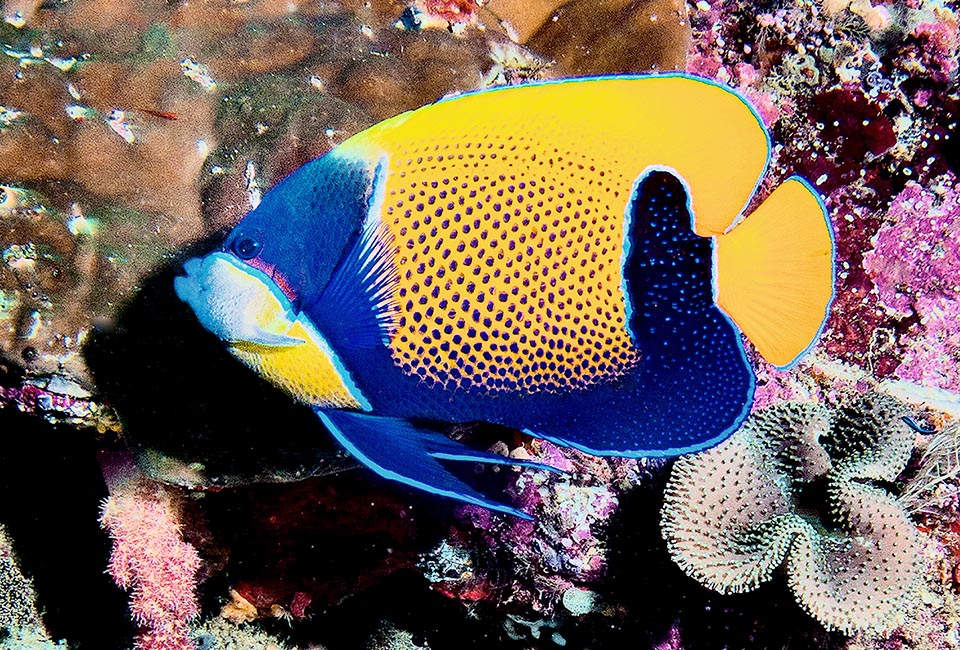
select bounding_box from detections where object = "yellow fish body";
[175,75,834,517]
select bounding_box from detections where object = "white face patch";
[176,252,370,410]
[174,252,304,346]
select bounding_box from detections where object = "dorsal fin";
[337,75,770,237]
[715,177,835,368]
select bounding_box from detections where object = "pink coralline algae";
[864,178,960,317]
[863,176,960,391]
[685,45,781,129]
[498,443,624,581]
[818,186,893,371]
[423,0,479,25]
[910,18,960,84]
[750,363,808,411]
[0,375,119,431]
[442,441,641,615]
[100,475,201,650]
[896,301,960,391]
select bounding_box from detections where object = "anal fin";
[315,409,553,518]
[715,177,834,368]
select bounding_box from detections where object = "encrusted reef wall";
[1,1,959,649]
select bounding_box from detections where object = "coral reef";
[661,393,922,635]
[190,617,294,650]
[0,0,512,384]
[0,0,959,647]
[365,622,430,650]
[901,419,960,518]
[0,372,118,431]
[442,440,645,617]
[863,177,960,393]
[685,0,959,380]
[523,0,690,76]
[0,523,53,645]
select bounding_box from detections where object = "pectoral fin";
[315,409,557,518]
[235,326,305,347]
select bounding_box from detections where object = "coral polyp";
[661,393,921,635]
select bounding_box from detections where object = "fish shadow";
[0,408,133,649]
[83,238,355,489]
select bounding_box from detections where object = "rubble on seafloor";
[0,0,959,648]
[0,523,60,649]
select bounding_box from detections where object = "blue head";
[175,153,376,346]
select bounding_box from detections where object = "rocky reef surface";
[0,0,959,649]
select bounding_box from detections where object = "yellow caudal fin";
[715,177,834,368]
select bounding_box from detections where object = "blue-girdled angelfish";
[175,74,835,518]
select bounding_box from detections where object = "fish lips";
[174,252,305,347]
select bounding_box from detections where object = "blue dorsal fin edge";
[315,408,546,519]
[304,159,399,350]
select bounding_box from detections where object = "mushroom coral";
[660,393,920,635]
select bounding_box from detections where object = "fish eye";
[231,236,262,260]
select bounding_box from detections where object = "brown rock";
[74,60,179,115]
[484,0,568,43]
[0,63,75,140]
[207,23,318,80]
[2,0,43,26]
[50,0,162,56]
[0,197,96,380]
[233,0,356,21]
[334,29,490,120]
[525,0,690,76]
[167,2,247,36]
[0,128,69,182]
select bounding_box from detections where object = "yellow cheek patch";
[231,318,367,410]
[247,283,296,335]
[197,255,368,409]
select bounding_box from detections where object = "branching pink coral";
[100,476,201,650]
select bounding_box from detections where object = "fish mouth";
[174,252,305,347]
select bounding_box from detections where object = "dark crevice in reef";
[0,408,133,649]
[600,472,836,650]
